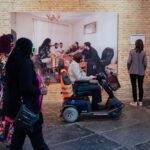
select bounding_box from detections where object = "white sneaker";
[130,102,137,106]
[139,102,143,106]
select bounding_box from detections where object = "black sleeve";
[88,50,100,62]
[19,60,40,96]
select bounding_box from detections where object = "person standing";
[5,38,49,150]
[83,42,102,75]
[127,39,147,106]
[38,38,51,76]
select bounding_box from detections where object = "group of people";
[38,38,106,81]
[0,34,148,150]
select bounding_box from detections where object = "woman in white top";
[68,53,102,110]
[127,39,147,106]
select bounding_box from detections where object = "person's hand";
[89,75,96,79]
[89,79,99,84]
[40,85,48,95]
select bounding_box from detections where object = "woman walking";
[127,39,147,106]
[5,38,49,150]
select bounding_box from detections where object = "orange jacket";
[60,69,73,99]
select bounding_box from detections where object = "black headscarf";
[10,37,33,58]
[5,38,33,86]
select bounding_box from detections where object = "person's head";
[60,42,63,48]
[74,41,79,49]
[135,39,144,53]
[54,43,59,49]
[73,52,82,63]
[84,42,91,50]
[14,38,33,58]
[0,34,14,55]
[40,38,51,49]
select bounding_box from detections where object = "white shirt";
[68,60,91,83]
[50,48,62,57]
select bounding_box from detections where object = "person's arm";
[19,60,40,96]
[127,51,132,70]
[143,51,147,70]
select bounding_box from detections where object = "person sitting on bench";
[68,53,102,110]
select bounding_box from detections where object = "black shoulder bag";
[14,104,40,133]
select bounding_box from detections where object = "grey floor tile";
[77,107,150,134]
[103,122,150,149]
[115,147,130,150]
[135,141,150,150]
[50,134,121,150]
[45,124,93,145]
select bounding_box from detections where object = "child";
[34,60,48,110]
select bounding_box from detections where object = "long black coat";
[4,50,40,119]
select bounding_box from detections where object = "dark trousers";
[130,74,144,102]
[74,82,102,107]
[10,122,49,150]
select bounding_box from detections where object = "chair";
[101,47,114,66]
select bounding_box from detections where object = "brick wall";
[0,0,150,101]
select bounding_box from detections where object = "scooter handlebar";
[96,72,107,81]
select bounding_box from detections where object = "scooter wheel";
[63,107,79,123]
[109,110,122,118]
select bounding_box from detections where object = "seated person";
[68,53,102,110]
[65,42,79,54]
[69,46,84,56]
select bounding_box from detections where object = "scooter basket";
[106,74,120,91]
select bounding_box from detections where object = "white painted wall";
[33,19,72,53]
[11,13,34,42]
[11,13,72,54]
[11,12,118,62]
[72,13,118,63]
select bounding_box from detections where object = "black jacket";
[5,50,40,119]
[82,47,103,75]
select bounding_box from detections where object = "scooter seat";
[64,96,89,101]
[74,80,90,84]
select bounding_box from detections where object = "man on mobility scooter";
[59,54,124,123]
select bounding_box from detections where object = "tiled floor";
[1,97,150,150]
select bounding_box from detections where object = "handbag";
[14,104,39,132]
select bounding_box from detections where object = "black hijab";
[5,38,33,85]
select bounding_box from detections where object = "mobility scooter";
[59,61,124,123]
